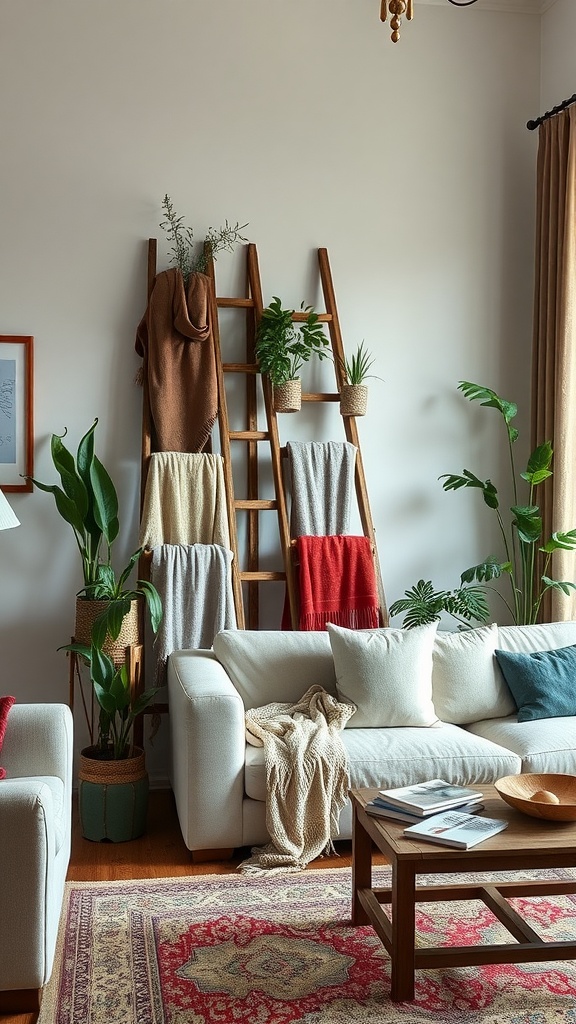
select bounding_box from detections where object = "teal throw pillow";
[494,645,576,722]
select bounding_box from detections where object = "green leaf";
[440,470,499,510]
[541,577,576,595]
[444,585,490,624]
[520,441,553,486]
[540,529,576,553]
[90,454,120,547]
[457,381,518,444]
[511,505,542,544]
[460,557,505,584]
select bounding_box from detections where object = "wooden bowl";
[495,773,576,821]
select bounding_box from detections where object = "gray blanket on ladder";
[286,440,357,536]
[150,543,237,685]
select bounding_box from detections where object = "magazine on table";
[403,809,508,849]
[378,779,483,815]
[366,796,485,825]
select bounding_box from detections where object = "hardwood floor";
[2,788,377,1024]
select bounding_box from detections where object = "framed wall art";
[0,335,34,492]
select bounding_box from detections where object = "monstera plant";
[389,381,576,628]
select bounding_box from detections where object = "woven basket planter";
[340,383,368,417]
[273,379,301,413]
[75,597,141,666]
[78,746,149,842]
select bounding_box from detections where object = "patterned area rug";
[39,866,576,1023]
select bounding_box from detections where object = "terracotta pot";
[340,383,368,417]
[273,379,301,413]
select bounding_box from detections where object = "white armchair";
[0,703,73,1013]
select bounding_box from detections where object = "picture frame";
[0,335,34,492]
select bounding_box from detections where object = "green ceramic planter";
[79,746,149,842]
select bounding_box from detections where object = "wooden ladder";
[205,242,293,630]
[208,243,388,629]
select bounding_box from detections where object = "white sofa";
[0,703,73,1012]
[167,621,576,858]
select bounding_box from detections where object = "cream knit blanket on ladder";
[239,685,356,875]
[140,451,230,550]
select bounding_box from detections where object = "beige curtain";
[531,105,576,621]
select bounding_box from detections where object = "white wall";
[0,1,543,782]
[540,0,576,111]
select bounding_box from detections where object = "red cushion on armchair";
[0,695,16,779]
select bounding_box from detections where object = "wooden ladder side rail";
[317,247,389,626]
[246,243,299,629]
[205,255,246,630]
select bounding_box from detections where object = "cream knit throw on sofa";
[239,685,356,874]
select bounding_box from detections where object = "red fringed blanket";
[296,535,379,631]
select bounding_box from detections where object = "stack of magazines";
[365,779,507,849]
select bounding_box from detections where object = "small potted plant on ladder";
[339,341,379,417]
[255,296,331,412]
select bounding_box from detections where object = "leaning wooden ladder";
[208,243,388,629]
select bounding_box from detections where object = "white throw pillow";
[327,621,439,728]
[432,623,516,725]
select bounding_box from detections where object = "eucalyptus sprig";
[160,195,248,284]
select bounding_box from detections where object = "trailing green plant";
[255,295,331,386]
[340,341,380,385]
[27,419,162,645]
[389,381,576,628]
[160,194,248,283]
[59,641,159,759]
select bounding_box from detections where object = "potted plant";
[339,341,379,417]
[28,419,162,660]
[389,381,576,629]
[255,295,331,412]
[59,639,160,841]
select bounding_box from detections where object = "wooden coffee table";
[350,785,576,1001]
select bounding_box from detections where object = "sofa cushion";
[328,622,439,728]
[432,624,516,724]
[467,715,576,775]
[494,644,576,722]
[213,630,336,710]
[243,723,521,801]
[497,620,576,653]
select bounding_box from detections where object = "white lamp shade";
[0,490,20,530]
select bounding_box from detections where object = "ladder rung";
[234,499,278,510]
[240,571,286,582]
[229,430,270,441]
[216,297,255,309]
[223,362,259,374]
[302,392,341,402]
[292,311,332,322]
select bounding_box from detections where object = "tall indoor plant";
[389,381,576,628]
[59,639,160,840]
[255,295,331,411]
[28,418,162,650]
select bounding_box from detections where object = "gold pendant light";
[380,0,478,43]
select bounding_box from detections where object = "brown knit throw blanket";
[135,269,218,453]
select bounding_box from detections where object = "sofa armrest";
[168,649,246,853]
[2,704,73,794]
[0,780,57,990]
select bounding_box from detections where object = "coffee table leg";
[352,804,371,925]
[391,861,417,1001]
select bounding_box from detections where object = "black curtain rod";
[527,92,576,131]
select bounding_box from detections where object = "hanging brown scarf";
[135,268,217,453]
